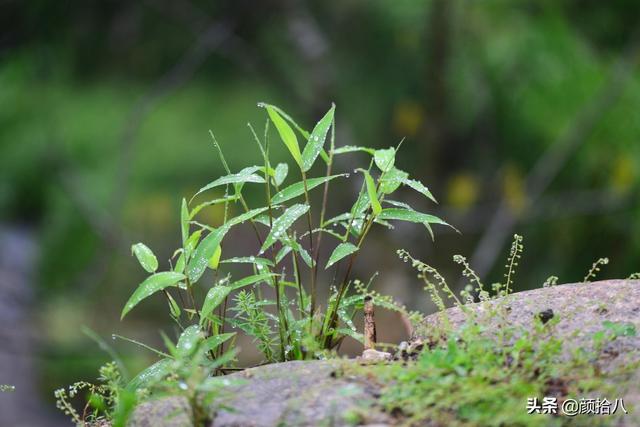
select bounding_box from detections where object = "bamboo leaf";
[188,207,268,283]
[131,243,158,273]
[265,106,303,168]
[202,333,236,352]
[403,178,437,203]
[181,198,189,244]
[374,147,396,172]
[258,103,310,139]
[364,171,382,215]
[332,145,375,155]
[220,257,274,267]
[271,174,346,205]
[193,167,265,198]
[126,359,173,391]
[260,204,309,253]
[200,286,232,326]
[121,272,185,319]
[274,163,289,187]
[207,245,222,270]
[378,208,451,227]
[189,194,240,220]
[326,242,359,269]
[229,273,274,290]
[302,105,334,171]
[380,167,408,194]
[177,325,204,357]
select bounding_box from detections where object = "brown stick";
[363,296,377,350]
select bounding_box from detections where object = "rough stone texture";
[129,360,388,427]
[126,280,640,427]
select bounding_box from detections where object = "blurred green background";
[1,1,639,424]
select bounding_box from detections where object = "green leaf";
[302,105,334,171]
[193,167,265,198]
[271,174,345,205]
[265,106,302,168]
[403,178,437,203]
[380,167,408,194]
[326,243,358,269]
[188,207,268,283]
[378,208,450,227]
[181,198,189,244]
[126,359,173,391]
[184,229,202,259]
[177,325,204,357]
[189,195,240,220]
[131,243,158,273]
[276,240,313,268]
[220,257,274,267]
[364,171,381,215]
[202,333,236,352]
[207,245,222,270]
[332,145,375,155]
[260,204,309,253]
[200,286,232,326]
[603,321,637,337]
[121,272,185,319]
[274,163,289,187]
[167,293,181,318]
[229,273,274,290]
[258,103,310,139]
[374,147,396,172]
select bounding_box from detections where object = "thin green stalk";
[249,122,288,359]
[312,115,336,307]
[300,170,317,329]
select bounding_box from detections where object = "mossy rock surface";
[125,280,640,426]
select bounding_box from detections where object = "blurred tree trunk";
[0,226,62,426]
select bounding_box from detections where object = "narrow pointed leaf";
[271,174,345,205]
[326,243,358,269]
[260,204,309,253]
[332,145,375,155]
[229,273,274,290]
[302,105,334,171]
[126,359,173,391]
[265,106,302,168]
[220,257,274,267]
[378,208,450,227]
[188,207,268,283]
[194,167,265,198]
[258,103,310,138]
[274,163,289,187]
[374,147,396,172]
[364,171,381,215]
[177,325,204,357]
[403,178,437,203]
[200,286,232,326]
[207,245,222,270]
[131,243,158,273]
[181,198,189,244]
[189,194,240,220]
[380,167,408,194]
[121,272,185,319]
[202,333,236,352]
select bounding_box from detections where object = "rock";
[359,349,392,362]
[123,280,640,427]
[128,360,391,427]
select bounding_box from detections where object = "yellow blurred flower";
[502,164,526,214]
[393,101,424,137]
[446,173,478,210]
[610,155,636,194]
